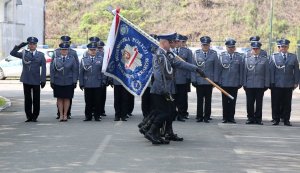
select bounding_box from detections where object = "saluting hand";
[80,85,84,91]
[18,42,28,48]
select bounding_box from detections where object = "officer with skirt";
[50,43,79,122]
[243,41,270,125]
[54,36,79,119]
[10,37,46,122]
[79,42,106,121]
[144,33,206,145]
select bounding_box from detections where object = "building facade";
[0,0,44,58]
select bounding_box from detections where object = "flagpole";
[106,7,234,100]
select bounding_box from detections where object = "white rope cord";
[245,56,255,71]
[272,54,285,70]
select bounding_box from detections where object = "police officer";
[54,36,79,119]
[243,41,270,125]
[192,36,218,123]
[215,39,244,123]
[79,42,106,121]
[10,37,46,122]
[50,43,79,121]
[144,33,206,144]
[173,34,193,122]
[270,39,299,126]
[246,36,268,57]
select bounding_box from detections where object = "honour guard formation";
[9,33,300,145]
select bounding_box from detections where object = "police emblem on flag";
[103,17,158,96]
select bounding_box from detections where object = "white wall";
[0,0,44,58]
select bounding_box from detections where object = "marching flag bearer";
[10,37,46,122]
[79,42,106,121]
[270,39,299,126]
[145,33,206,145]
[243,41,270,125]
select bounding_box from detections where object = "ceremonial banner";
[102,9,158,96]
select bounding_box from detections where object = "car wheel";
[0,67,6,80]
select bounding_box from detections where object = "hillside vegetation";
[45,0,300,51]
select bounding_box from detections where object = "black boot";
[165,124,184,141]
[145,124,162,145]
[155,127,169,144]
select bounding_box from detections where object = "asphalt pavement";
[1,80,300,173]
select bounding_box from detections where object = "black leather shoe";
[208,117,213,120]
[270,119,275,123]
[246,120,255,124]
[121,118,127,121]
[94,118,101,121]
[157,137,170,144]
[125,115,130,119]
[177,116,185,122]
[284,121,292,126]
[203,119,210,123]
[145,133,162,144]
[56,116,59,119]
[256,121,264,125]
[25,119,32,122]
[228,119,236,124]
[222,120,228,123]
[83,119,92,121]
[67,116,71,119]
[114,117,120,121]
[272,121,279,125]
[128,113,133,117]
[165,134,184,141]
[31,119,37,122]
[101,113,107,117]
[196,118,203,122]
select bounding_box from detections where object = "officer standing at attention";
[247,36,268,57]
[243,41,270,125]
[173,34,193,122]
[215,39,244,123]
[144,33,206,145]
[79,42,106,121]
[270,39,299,126]
[191,36,218,123]
[54,36,79,119]
[50,43,79,122]
[10,37,46,122]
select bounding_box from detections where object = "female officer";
[50,43,79,122]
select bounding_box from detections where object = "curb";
[0,96,11,111]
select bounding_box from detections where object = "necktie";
[176,48,179,55]
[62,57,65,62]
[31,52,34,57]
[91,57,94,62]
[283,54,287,62]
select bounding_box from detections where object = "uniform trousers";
[141,87,152,117]
[100,87,107,115]
[245,88,265,122]
[84,87,104,120]
[114,85,130,119]
[271,87,293,122]
[23,83,40,120]
[221,87,238,121]
[151,94,173,128]
[174,84,188,117]
[196,85,213,120]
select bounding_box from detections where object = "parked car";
[0,48,54,80]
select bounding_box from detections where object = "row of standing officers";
[9,34,299,130]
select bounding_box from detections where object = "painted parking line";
[87,135,112,165]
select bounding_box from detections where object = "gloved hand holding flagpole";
[104,6,234,100]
